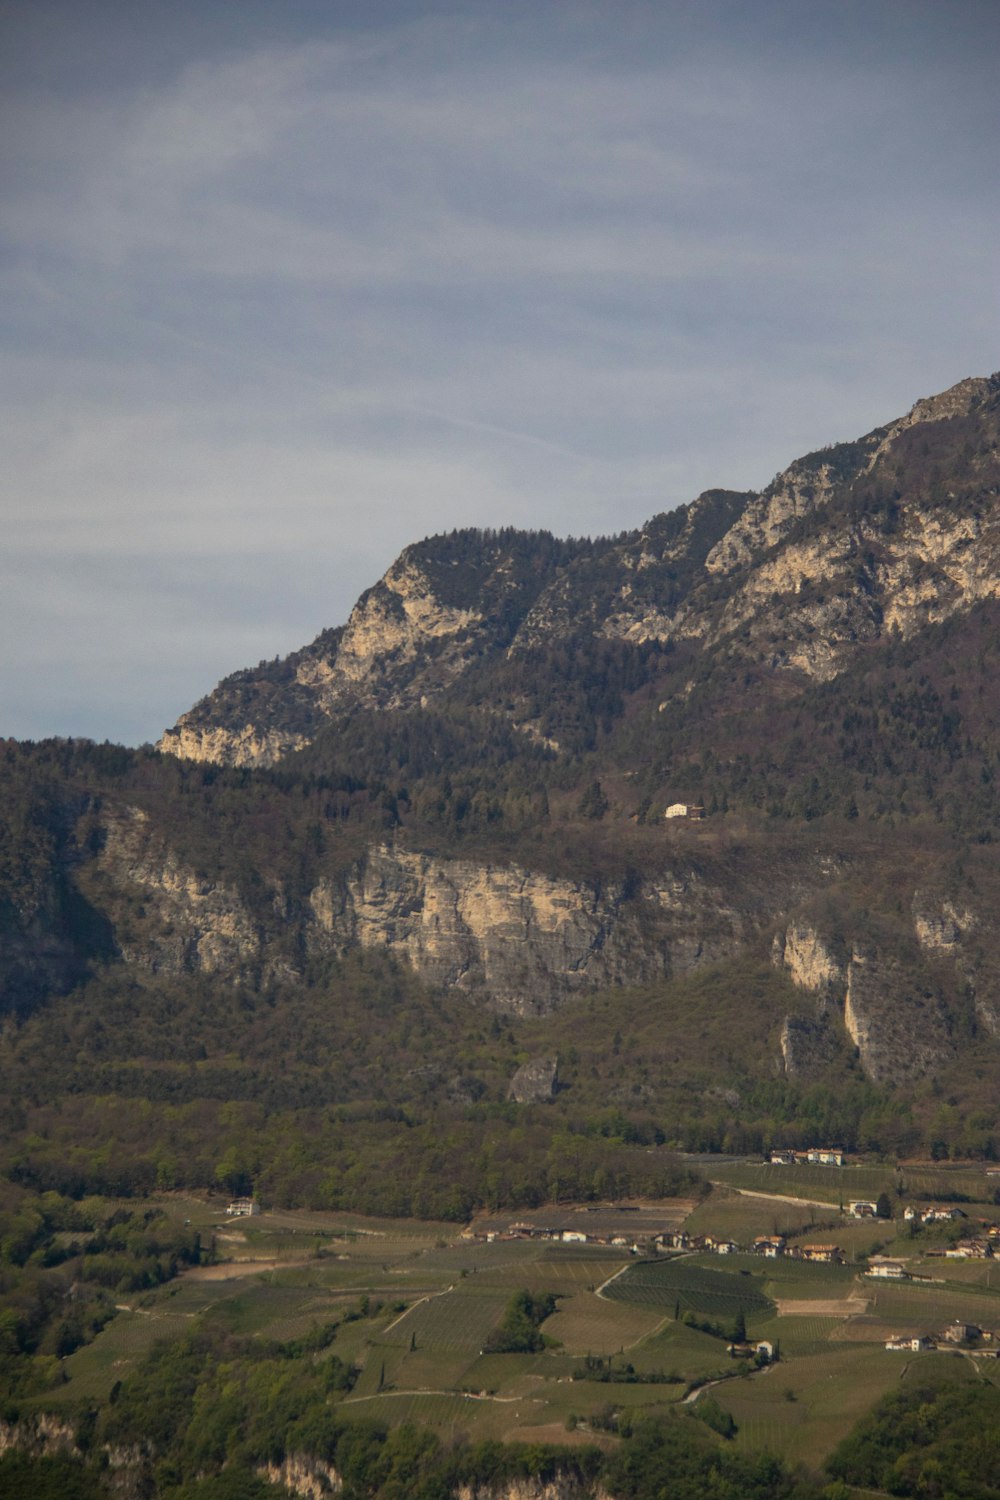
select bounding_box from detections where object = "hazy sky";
[3,0,999,745]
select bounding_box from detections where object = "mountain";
[4,371,1000,1211]
[159,374,1000,769]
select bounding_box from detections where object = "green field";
[379,1287,510,1352]
[710,1345,906,1466]
[604,1257,774,1321]
[710,1162,895,1203]
[32,1190,1000,1456]
[683,1189,818,1241]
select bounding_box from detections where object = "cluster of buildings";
[769,1147,846,1166]
[886,1321,999,1355]
[661,1229,845,1263]
[727,1337,775,1363]
[903,1207,1000,1258]
[929,1236,996,1259]
[903,1204,965,1224]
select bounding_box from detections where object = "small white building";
[664,803,704,820]
[706,1236,738,1255]
[867,1259,909,1280]
[226,1198,260,1217]
[806,1148,845,1166]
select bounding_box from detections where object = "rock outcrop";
[308,845,745,1013]
[508,1055,559,1103]
[844,946,953,1083]
[90,804,260,978]
[258,1454,343,1499]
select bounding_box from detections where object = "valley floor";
[29,1160,1000,1474]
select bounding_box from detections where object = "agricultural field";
[603,1255,774,1322]
[710,1161,897,1203]
[29,1184,1000,1457]
[709,1345,908,1467]
[682,1187,818,1242]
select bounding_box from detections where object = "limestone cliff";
[774,925,845,1003]
[258,1454,342,1499]
[772,925,848,1078]
[307,844,744,1014]
[508,1055,559,1102]
[86,804,261,978]
[844,946,953,1084]
[158,532,582,766]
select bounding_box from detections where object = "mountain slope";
[159,373,1000,766]
[4,373,1000,1206]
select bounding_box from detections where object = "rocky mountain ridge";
[160,374,1000,765]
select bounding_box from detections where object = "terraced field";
[710,1162,894,1203]
[603,1257,774,1321]
[712,1345,905,1466]
[542,1289,666,1353]
[379,1286,510,1352]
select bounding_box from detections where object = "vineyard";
[603,1257,774,1321]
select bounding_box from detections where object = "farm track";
[709,1182,842,1211]
[342,1389,535,1405]
[595,1263,632,1298]
[683,1365,773,1404]
[382,1287,456,1333]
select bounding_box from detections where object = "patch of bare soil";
[184,1257,316,1280]
[777,1296,870,1317]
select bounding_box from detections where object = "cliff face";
[36,790,981,1091]
[770,913,974,1085]
[158,533,583,766]
[309,845,745,1014]
[86,804,262,979]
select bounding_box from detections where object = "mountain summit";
[160,373,1000,767]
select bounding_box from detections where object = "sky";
[2,0,999,746]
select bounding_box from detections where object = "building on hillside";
[728,1339,775,1362]
[866,1258,909,1280]
[664,803,705,820]
[800,1243,843,1263]
[226,1198,260,1217]
[943,1321,982,1344]
[885,1334,935,1352]
[656,1230,695,1254]
[705,1235,738,1255]
[946,1238,992,1258]
[848,1200,880,1219]
[806,1147,845,1166]
[753,1235,786,1258]
[769,1150,798,1166]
